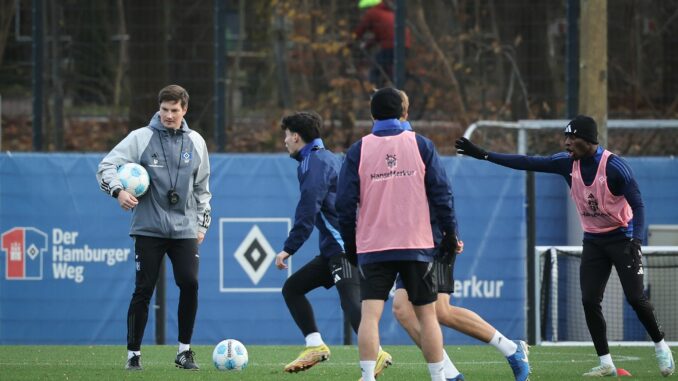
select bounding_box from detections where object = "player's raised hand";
[455,137,489,160]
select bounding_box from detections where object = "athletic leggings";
[282,254,361,337]
[127,236,199,351]
[580,236,664,356]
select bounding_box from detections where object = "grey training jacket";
[96,112,211,238]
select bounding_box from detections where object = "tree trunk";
[113,0,128,110]
[0,0,15,66]
[49,0,63,150]
[661,3,678,110]
[125,0,168,131]
[168,0,214,137]
[579,0,608,146]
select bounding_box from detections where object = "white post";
[550,247,559,342]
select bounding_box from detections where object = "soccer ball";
[117,163,150,197]
[213,339,248,371]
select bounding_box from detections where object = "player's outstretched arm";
[456,137,570,175]
[455,137,489,160]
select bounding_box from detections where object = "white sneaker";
[583,363,617,377]
[657,349,675,377]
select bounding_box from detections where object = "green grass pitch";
[0,344,671,380]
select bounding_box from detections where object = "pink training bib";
[570,150,633,233]
[356,131,434,253]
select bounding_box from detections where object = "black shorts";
[360,260,437,306]
[395,252,457,294]
[291,253,359,290]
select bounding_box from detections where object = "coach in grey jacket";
[96,85,211,371]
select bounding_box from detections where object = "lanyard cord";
[158,130,184,191]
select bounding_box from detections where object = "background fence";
[2,0,678,154]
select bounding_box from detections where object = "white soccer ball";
[213,339,248,371]
[117,163,150,197]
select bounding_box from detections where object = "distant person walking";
[353,0,411,87]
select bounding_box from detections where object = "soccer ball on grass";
[117,163,150,197]
[213,339,248,371]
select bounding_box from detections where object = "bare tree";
[113,0,128,110]
[410,0,469,124]
[125,0,169,131]
[0,0,15,66]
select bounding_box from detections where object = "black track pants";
[281,254,361,337]
[580,236,664,356]
[127,236,199,351]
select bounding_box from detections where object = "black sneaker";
[125,354,143,370]
[175,350,199,370]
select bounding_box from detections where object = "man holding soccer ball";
[96,84,211,371]
[455,115,674,378]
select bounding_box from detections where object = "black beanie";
[564,115,599,144]
[370,87,403,120]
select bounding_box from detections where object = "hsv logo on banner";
[1,227,48,280]
[219,218,292,293]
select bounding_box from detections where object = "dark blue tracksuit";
[283,138,345,257]
[281,138,361,337]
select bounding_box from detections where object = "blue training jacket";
[336,119,458,265]
[283,138,345,257]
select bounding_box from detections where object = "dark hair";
[370,87,403,120]
[280,111,322,143]
[158,85,189,108]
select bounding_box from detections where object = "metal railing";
[464,119,678,155]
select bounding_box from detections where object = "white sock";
[360,360,376,381]
[305,332,324,347]
[655,339,670,352]
[442,350,460,378]
[127,350,140,359]
[427,360,446,380]
[178,342,190,354]
[490,331,518,357]
[599,354,615,367]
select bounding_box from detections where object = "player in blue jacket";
[274,112,389,374]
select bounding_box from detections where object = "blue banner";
[2,153,675,345]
